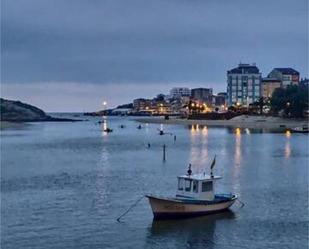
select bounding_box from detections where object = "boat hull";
[146,195,237,219]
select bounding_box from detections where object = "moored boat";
[146,159,237,219]
[290,125,309,133]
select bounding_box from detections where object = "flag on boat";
[210,155,216,170]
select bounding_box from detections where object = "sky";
[1,0,308,112]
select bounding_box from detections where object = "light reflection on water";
[285,136,291,159]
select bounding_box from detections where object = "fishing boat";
[290,125,309,133]
[146,158,237,219]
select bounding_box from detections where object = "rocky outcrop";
[0,98,79,122]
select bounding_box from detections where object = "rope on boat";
[116,195,144,222]
[236,199,245,208]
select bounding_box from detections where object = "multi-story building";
[262,78,282,99]
[133,98,152,112]
[267,68,299,87]
[213,92,227,106]
[227,63,262,106]
[169,87,191,99]
[191,88,213,105]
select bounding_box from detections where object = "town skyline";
[2,63,308,112]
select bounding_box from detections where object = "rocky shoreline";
[0,98,81,122]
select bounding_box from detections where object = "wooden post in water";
[163,144,166,162]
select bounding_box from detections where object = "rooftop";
[178,173,222,181]
[262,77,282,82]
[273,68,299,75]
[228,63,260,74]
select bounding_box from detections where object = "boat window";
[193,180,198,193]
[202,181,213,192]
[178,178,184,191]
[185,179,192,192]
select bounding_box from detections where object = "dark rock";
[0,98,81,122]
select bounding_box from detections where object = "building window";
[242,76,248,82]
[202,181,213,192]
[185,179,192,192]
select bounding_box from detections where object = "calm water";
[1,116,308,249]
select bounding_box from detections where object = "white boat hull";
[146,195,237,219]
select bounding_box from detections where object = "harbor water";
[1,116,308,249]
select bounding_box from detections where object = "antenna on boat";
[210,155,216,178]
[187,163,192,176]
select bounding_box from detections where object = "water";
[1,116,308,249]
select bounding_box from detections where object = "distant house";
[133,98,152,112]
[191,88,213,105]
[262,78,282,99]
[213,94,227,107]
[169,87,191,99]
[300,78,309,88]
[111,108,132,115]
[267,68,299,87]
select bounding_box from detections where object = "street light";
[102,101,107,116]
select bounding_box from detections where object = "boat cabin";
[176,173,221,201]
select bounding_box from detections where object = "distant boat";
[157,128,172,136]
[137,125,142,129]
[290,125,309,133]
[146,159,237,219]
[120,125,125,128]
[103,128,113,133]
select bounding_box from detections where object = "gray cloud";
[1,0,308,85]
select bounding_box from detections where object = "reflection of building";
[262,78,282,98]
[227,63,262,106]
[191,88,213,104]
[267,68,299,87]
[170,87,191,99]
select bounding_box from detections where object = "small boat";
[146,159,237,219]
[120,125,125,128]
[103,128,113,132]
[137,125,142,129]
[290,125,309,133]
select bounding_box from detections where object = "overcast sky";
[1,0,308,111]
